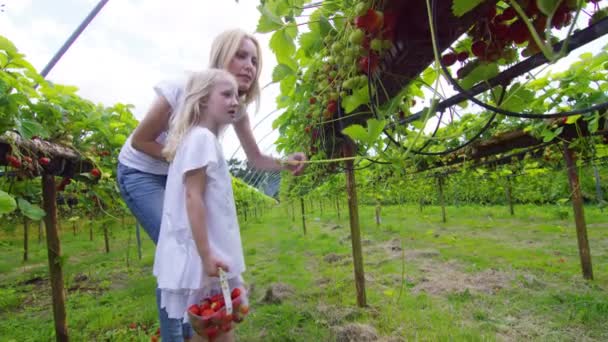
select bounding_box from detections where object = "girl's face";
[206,77,240,126]
[227,38,258,94]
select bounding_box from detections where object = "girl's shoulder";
[184,126,218,146]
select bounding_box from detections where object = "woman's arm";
[131,96,172,160]
[184,168,228,277]
[233,113,306,175]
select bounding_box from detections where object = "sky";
[0,0,283,160]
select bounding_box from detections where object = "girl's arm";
[131,96,172,160]
[184,167,228,277]
[233,113,306,175]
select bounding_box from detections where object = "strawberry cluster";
[441,0,605,77]
[352,6,396,75]
[187,288,249,340]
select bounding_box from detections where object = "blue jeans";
[117,162,193,341]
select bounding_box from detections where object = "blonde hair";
[162,69,236,161]
[209,28,262,112]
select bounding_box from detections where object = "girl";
[116,29,306,340]
[154,69,245,342]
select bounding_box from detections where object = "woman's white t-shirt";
[118,78,185,175]
[153,127,245,313]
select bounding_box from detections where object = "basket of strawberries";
[187,269,249,340]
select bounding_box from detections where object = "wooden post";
[437,176,446,223]
[300,197,306,235]
[375,200,381,227]
[42,174,69,342]
[72,221,76,236]
[320,199,324,217]
[506,176,514,216]
[563,144,594,280]
[593,163,604,206]
[23,217,29,262]
[336,196,341,220]
[343,143,367,307]
[38,220,43,244]
[135,222,142,260]
[103,223,110,254]
[89,213,93,241]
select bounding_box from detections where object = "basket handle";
[218,267,233,315]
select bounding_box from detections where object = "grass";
[0,203,606,341]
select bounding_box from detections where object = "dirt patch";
[333,323,378,342]
[317,303,360,324]
[324,253,348,264]
[261,282,295,304]
[413,261,513,295]
[315,277,331,287]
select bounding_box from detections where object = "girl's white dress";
[153,126,245,320]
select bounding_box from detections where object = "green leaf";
[537,0,561,16]
[0,35,19,57]
[256,4,284,33]
[0,190,17,217]
[366,119,387,143]
[280,75,297,95]
[270,29,296,69]
[565,115,581,124]
[111,134,127,147]
[452,0,484,17]
[15,118,49,139]
[342,86,370,113]
[309,9,334,36]
[460,63,500,90]
[272,64,295,83]
[17,198,46,221]
[299,32,323,58]
[421,66,439,86]
[342,124,368,143]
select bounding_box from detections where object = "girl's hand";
[203,255,229,277]
[284,152,307,176]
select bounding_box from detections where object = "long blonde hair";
[209,28,262,112]
[162,69,236,161]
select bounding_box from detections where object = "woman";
[116,29,306,341]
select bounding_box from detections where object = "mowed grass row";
[0,203,606,341]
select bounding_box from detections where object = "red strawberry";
[205,326,219,339]
[309,97,316,104]
[201,308,214,318]
[129,322,137,329]
[355,9,383,34]
[231,288,241,299]
[358,55,378,74]
[188,304,200,316]
[39,157,51,166]
[456,51,469,62]
[200,300,211,310]
[240,305,249,315]
[441,53,457,66]
[6,155,21,168]
[91,168,101,178]
[327,100,338,114]
[471,41,487,58]
[502,7,517,21]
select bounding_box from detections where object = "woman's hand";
[284,152,307,176]
[202,254,229,278]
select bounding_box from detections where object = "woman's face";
[227,38,258,94]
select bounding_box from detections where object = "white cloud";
[2,0,287,159]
